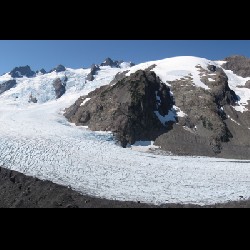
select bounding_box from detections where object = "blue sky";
[0,40,249,75]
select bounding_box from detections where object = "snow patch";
[207,78,215,82]
[119,62,132,69]
[154,109,176,126]
[228,115,241,126]
[174,105,187,117]
[126,56,211,90]
[128,141,159,152]
[80,98,91,106]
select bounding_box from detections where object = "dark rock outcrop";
[53,77,67,99]
[222,55,250,77]
[86,74,94,81]
[90,64,100,75]
[86,64,100,81]
[207,65,216,72]
[110,70,129,85]
[36,68,47,74]
[86,59,134,82]
[65,70,174,147]
[0,80,17,94]
[28,94,38,103]
[100,57,118,67]
[245,80,250,88]
[50,65,66,73]
[161,65,238,154]
[10,66,35,78]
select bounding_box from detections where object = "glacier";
[0,56,250,205]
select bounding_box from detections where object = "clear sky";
[0,40,249,75]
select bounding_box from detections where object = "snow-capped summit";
[100,57,135,68]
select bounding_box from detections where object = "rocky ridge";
[65,58,250,158]
[65,69,174,147]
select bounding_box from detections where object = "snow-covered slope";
[216,60,250,112]
[0,66,122,105]
[127,56,212,89]
[0,56,250,205]
[127,56,250,113]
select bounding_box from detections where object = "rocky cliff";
[65,70,174,147]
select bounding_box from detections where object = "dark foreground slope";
[1,166,249,208]
[0,166,155,208]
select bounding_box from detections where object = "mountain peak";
[50,64,66,73]
[100,58,135,68]
[9,65,35,78]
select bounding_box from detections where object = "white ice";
[154,109,177,126]
[0,57,250,206]
[80,98,91,106]
[207,78,215,82]
[128,141,159,152]
[215,60,250,112]
[127,56,213,90]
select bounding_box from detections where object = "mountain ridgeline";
[0,56,250,159]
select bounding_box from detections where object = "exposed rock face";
[64,70,174,147]
[36,68,47,74]
[28,93,37,103]
[10,66,35,78]
[0,80,17,94]
[245,81,250,89]
[100,58,135,68]
[50,65,66,73]
[86,64,100,81]
[53,77,67,99]
[86,59,135,82]
[207,65,216,72]
[110,70,129,85]
[222,55,250,77]
[40,68,47,74]
[100,57,118,67]
[157,65,238,154]
[64,61,250,158]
